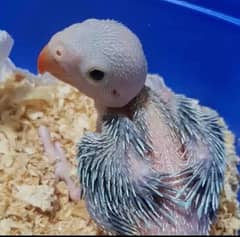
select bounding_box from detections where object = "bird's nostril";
[56,49,62,57]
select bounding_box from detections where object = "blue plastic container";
[1,0,240,200]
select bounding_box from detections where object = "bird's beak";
[37,45,65,78]
[37,45,51,74]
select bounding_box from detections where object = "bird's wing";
[173,95,226,221]
[145,74,167,92]
[145,74,175,104]
[77,115,184,235]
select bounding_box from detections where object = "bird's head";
[38,19,147,108]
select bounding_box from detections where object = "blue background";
[1,0,240,158]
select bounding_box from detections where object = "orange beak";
[37,45,65,77]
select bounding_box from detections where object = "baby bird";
[37,19,227,235]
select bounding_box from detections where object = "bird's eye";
[89,69,105,81]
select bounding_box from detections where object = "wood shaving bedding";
[0,71,239,235]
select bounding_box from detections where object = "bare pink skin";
[38,126,80,202]
[137,100,207,235]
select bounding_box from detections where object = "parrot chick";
[37,19,227,235]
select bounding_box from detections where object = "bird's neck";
[94,86,149,133]
[94,100,135,133]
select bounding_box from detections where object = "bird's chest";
[143,105,188,174]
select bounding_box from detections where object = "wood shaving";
[0,72,99,235]
[210,130,240,235]
[0,71,239,235]
[14,185,55,212]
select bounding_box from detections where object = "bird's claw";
[38,125,81,202]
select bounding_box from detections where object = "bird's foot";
[38,125,81,202]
